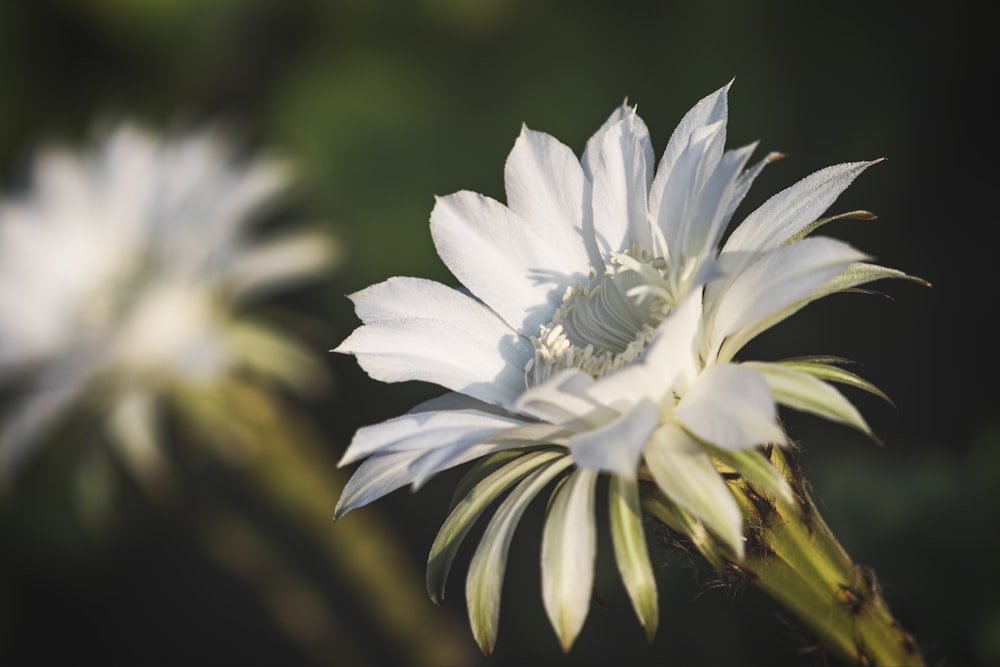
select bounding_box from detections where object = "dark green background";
[1,1,995,665]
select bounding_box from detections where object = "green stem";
[644,447,924,666]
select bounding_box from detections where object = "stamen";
[528,250,674,385]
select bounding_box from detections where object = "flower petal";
[408,423,567,488]
[515,369,612,426]
[541,467,599,652]
[706,237,869,359]
[686,142,758,260]
[648,82,730,253]
[609,474,658,641]
[504,126,597,274]
[654,82,731,192]
[583,292,702,408]
[336,276,532,407]
[674,363,786,450]
[567,398,659,477]
[722,160,878,256]
[334,449,423,519]
[644,422,745,559]
[228,232,337,301]
[431,190,589,336]
[653,118,727,264]
[466,455,573,655]
[591,110,655,255]
[338,409,528,466]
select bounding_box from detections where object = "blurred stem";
[644,446,924,666]
[194,504,369,665]
[216,382,478,667]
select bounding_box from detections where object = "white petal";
[431,190,589,335]
[408,441,516,490]
[653,119,727,262]
[106,389,170,493]
[568,398,659,477]
[644,422,745,558]
[504,126,603,274]
[591,111,655,255]
[583,292,702,408]
[0,365,94,474]
[725,150,783,224]
[634,291,702,392]
[581,103,652,181]
[336,441,517,519]
[228,233,337,301]
[722,161,878,256]
[334,449,423,519]
[504,126,598,272]
[338,409,528,466]
[407,391,508,415]
[648,82,730,253]
[408,421,568,488]
[706,237,869,356]
[541,468,599,651]
[336,276,532,407]
[674,363,786,450]
[686,143,758,260]
[655,82,731,187]
[515,369,613,426]
[744,361,872,436]
[466,456,573,655]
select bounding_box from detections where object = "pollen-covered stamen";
[528,248,674,385]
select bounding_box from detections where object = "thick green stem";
[643,447,924,666]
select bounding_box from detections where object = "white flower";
[0,122,336,484]
[334,82,918,653]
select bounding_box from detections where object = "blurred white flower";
[333,82,919,653]
[0,121,337,485]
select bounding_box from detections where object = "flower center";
[528,249,676,384]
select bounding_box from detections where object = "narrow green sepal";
[783,209,878,244]
[775,356,894,406]
[609,475,659,642]
[427,448,561,605]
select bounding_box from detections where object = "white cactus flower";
[333,81,918,653]
[0,122,336,485]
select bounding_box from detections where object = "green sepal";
[703,443,796,508]
[448,448,532,511]
[775,356,894,406]
[541,468,599,652]
[427,448,562,605]
[465,455,573,655]
[783,209,877,244]
[609,475,659,642]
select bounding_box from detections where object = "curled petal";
[568,399,659,478]
[674,363,786,450]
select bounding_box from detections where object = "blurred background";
[0,1,995,665]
